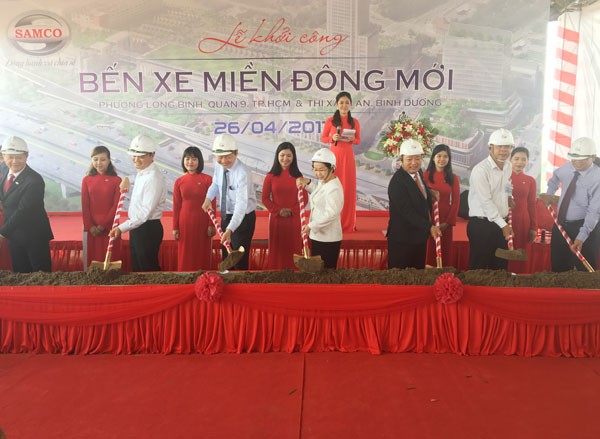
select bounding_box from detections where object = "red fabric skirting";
[1,283,598,357]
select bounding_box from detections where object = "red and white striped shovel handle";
[546,204,594,272]
[297,188,310,256]
[206,208,233,252]
[106,188,127,254]
[433,201,442,268]
[507,209,515,251]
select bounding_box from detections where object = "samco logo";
[8,11,70,56]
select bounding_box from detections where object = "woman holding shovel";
[508,147,537,273]
[296,148,344,269]
[262,142,305,269]
[424,144,460,267]
[81,145,122,268]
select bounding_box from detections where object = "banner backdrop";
[0,0,550,211]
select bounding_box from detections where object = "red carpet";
[1,353,599,439]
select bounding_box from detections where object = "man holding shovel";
[540,137,600,272]
[202,134,256,270]
[109,135,166,272]
[467,128,516,270]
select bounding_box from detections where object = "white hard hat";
[568,137,597,158]
[488,128,514,146]
[311,148,336,168]
[1,136,28,155]
[212,133,237,156]
[128,135,156,156]
[399,138,424,156]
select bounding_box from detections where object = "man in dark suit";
[0,136,54,272]
[387,139,441,269]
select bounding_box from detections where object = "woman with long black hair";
[262,142,305,269]
[321,91,361,232]
[423,144,460,266]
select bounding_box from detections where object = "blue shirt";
[206,159,257,232]
[547,162,600,242]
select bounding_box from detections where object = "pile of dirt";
[0,268,599,289]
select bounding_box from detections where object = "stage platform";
[1,211,555,273]
[1,280,599,357]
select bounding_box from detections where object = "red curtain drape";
[1,283,599,356]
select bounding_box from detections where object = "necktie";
[221,169,229,217]
[414,174,427,198]
[4,174,14,193]
[557,171,580,224]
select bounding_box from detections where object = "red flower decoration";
[433,273,463,304]
[194,272,224,302]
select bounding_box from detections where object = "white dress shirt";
[206,159,257,232]
[119,163,166,233]
[468,156,512,228]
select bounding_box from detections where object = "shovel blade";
[89,260,123,271]
[218,247,245,271]
[495,248,528,261]
[293,253,325,273]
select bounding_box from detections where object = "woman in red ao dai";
[173,146,215,271]
[423,144,460,266]
[81,145,122,268]
[321,91,361,232]
[262,142,305,269]
[508,146,537,273]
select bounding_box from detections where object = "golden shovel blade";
[293,253,325,273]
[218,246,245,272]
[495,248,528,261]
[89,260,123,271]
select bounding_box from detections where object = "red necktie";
[557,171,580,224]
[4,174,14,193]
[414,174,426,198]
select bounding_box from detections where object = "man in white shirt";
[110,135,166,271]
[202,134,256,270]
[467,128,514,270]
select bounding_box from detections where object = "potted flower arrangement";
[379,112,438,158]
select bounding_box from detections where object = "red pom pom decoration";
[433,273,463,304]
[194,272,224,302]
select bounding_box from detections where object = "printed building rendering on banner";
[0,0,550,211]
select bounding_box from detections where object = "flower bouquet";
[379,112,438,158]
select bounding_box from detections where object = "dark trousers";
[551,220,600,272]
[310,239,341,269]
[222,211,256,270]
[8,239,52,273]
[467,217,508,270]
[130,219,163,272]
[387,239,427,269]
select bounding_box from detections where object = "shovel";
[89,186,127,270]
[293,187,324,273]
[546,204,595,272]
[495,209,528,261]
[206,208,244,271]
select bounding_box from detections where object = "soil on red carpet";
[0,267,598,288]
